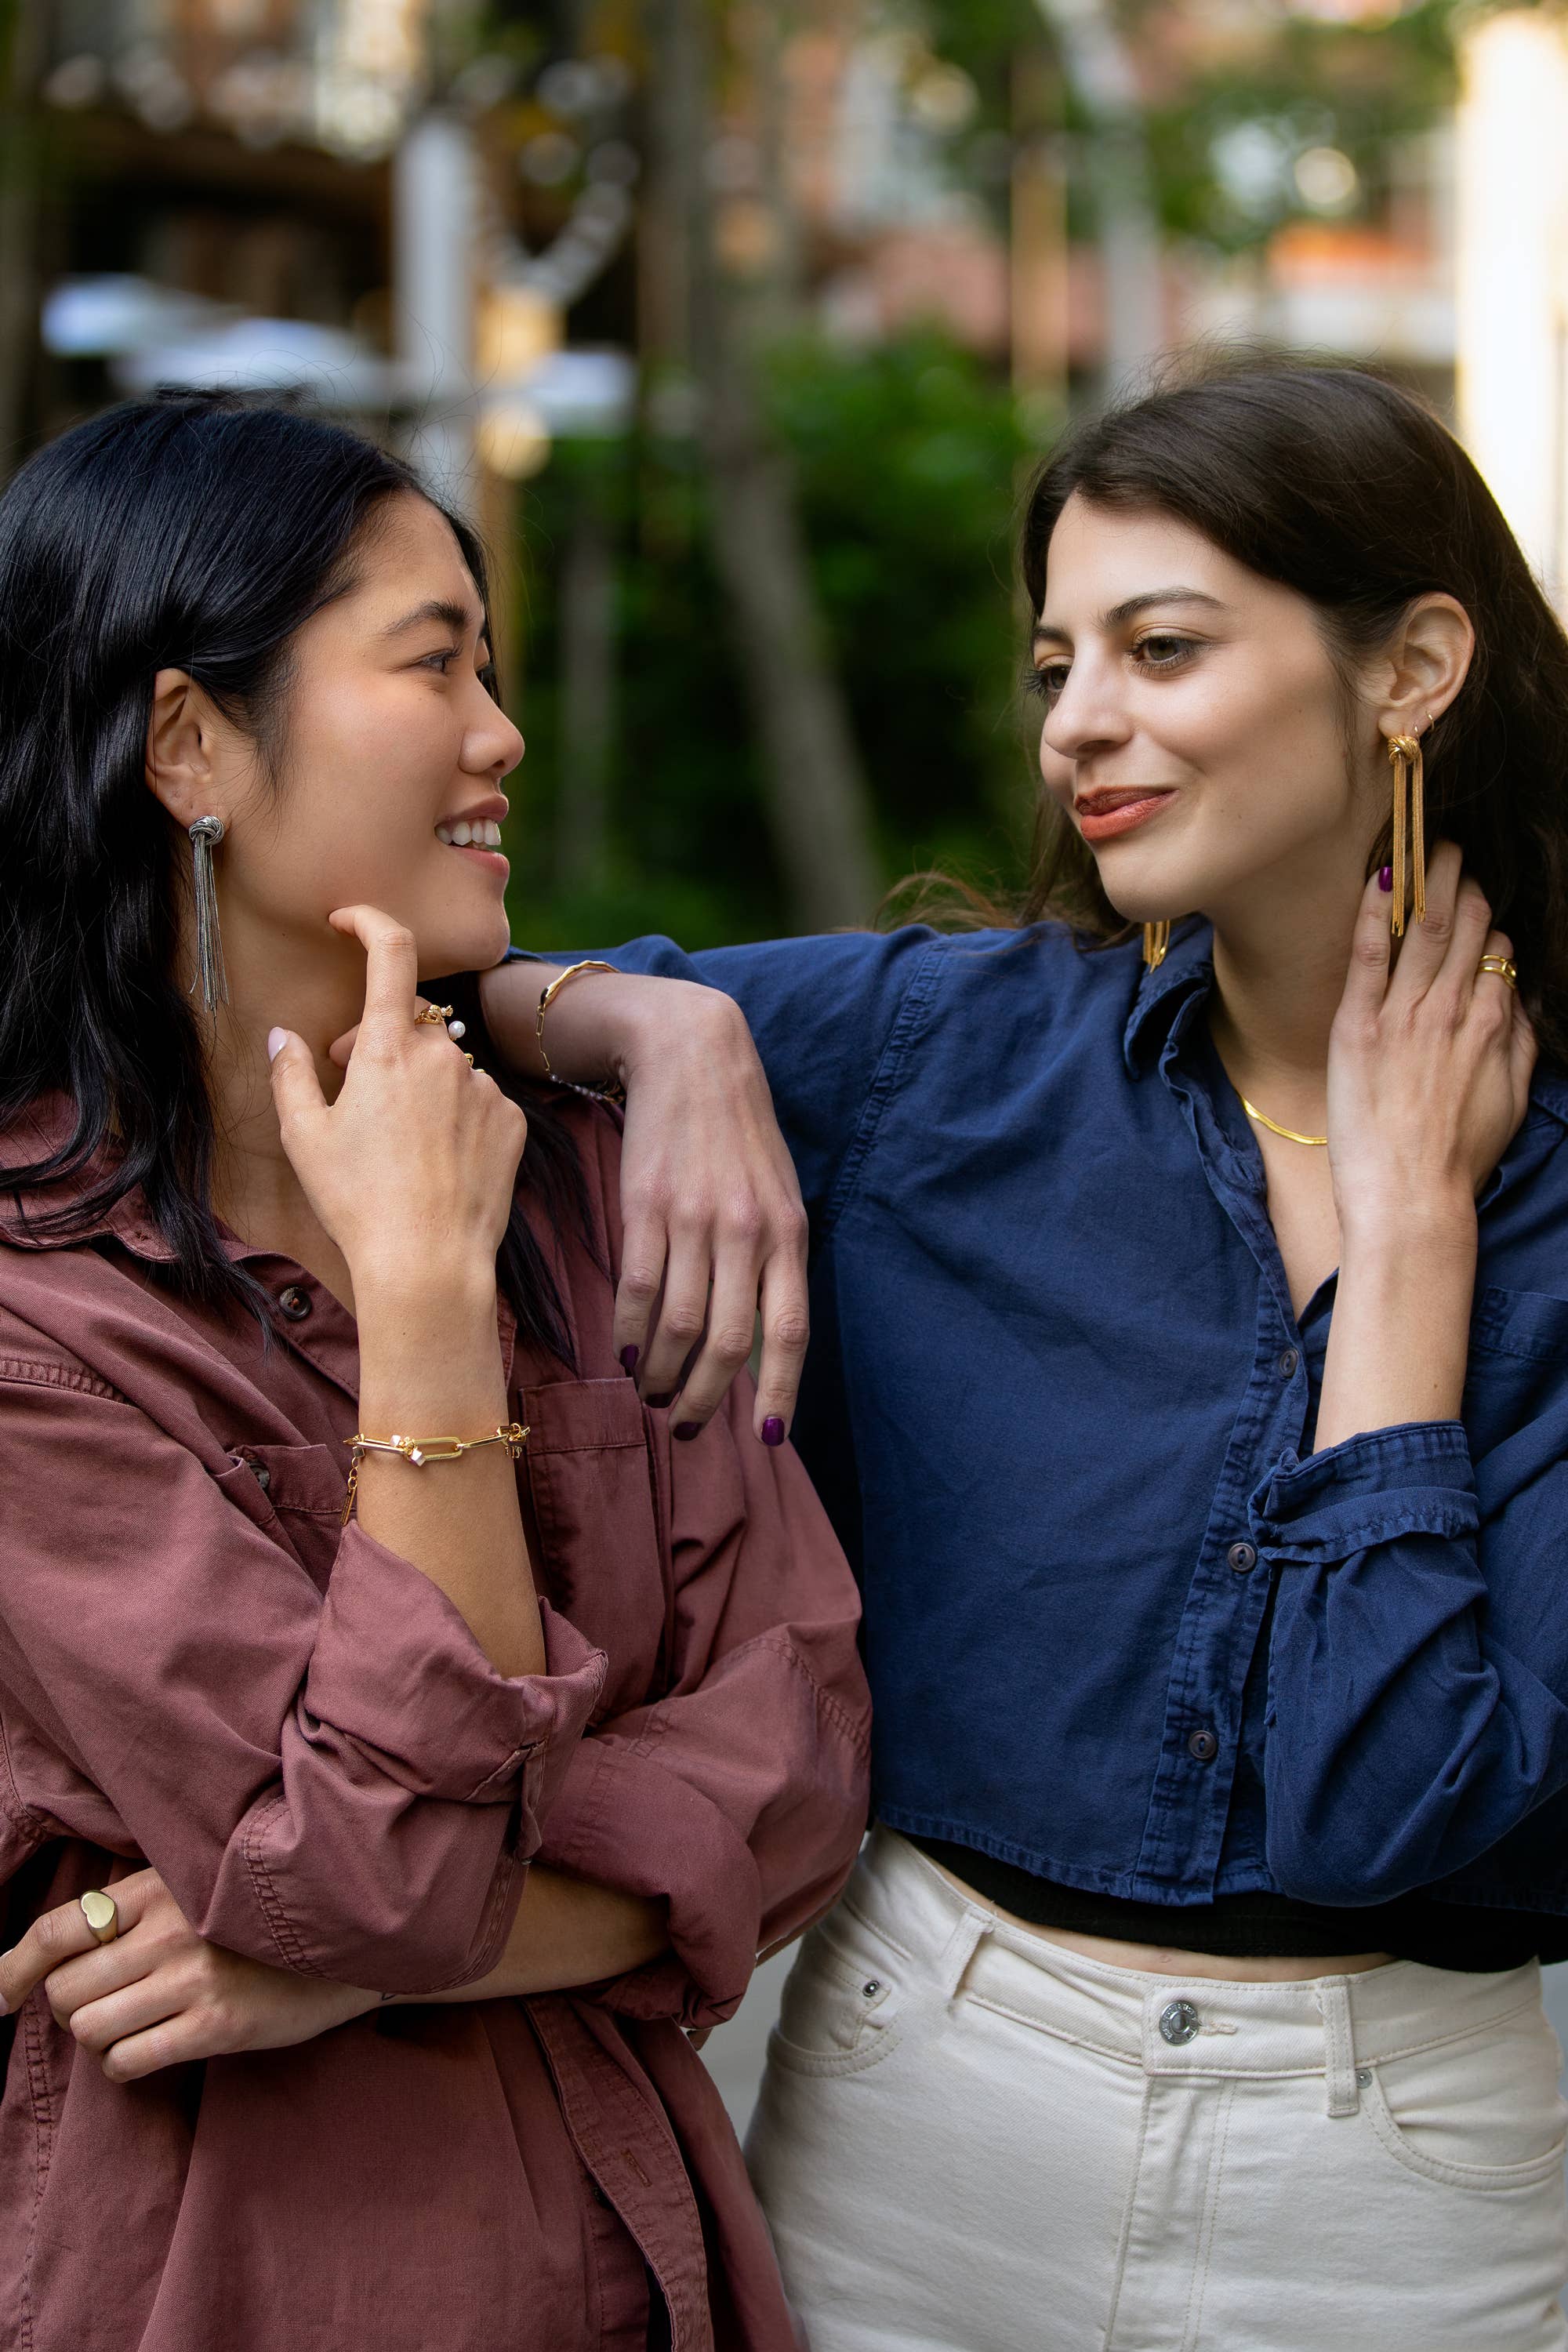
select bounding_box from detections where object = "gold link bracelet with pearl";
[340,1421,529,1526]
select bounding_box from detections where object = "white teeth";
[435,822,453,845]
[451,819,472,846]
[484,819,503,846]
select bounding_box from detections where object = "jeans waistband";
[843,1829,1544,2103]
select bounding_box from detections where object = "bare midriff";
[924,1857,1394,1983]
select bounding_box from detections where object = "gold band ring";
[80,1889,118,1946]
[414,1003,455,1026]
[1478,956,1519,991]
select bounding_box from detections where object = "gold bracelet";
[341,1421,529,1526]
[535,960,621,1081]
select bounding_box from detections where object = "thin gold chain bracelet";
[535,960,627,1105]
[341,1421,530,1526]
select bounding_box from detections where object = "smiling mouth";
[1075,789,1176,844]
[435,818,504,848]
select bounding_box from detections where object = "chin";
[415,907,512,983]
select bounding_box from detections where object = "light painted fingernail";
[1377,865,1392,894]
[267,1027,288,1061]
[761,1416,786,1447]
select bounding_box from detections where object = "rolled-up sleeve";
[0,1369,605,1991]
[535,1381,871,2029]
[1253,1421,1568,1904]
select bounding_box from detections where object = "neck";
[1203,848,1367,1120]
[191,924,365,1242]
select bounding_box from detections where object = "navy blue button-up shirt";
[533,919,1568,1923]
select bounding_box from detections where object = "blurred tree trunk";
[646,0,880,932]
[0,0,45,481]
[1030,0,1163,395]
[557,480,616,897]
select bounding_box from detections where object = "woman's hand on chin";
[1328,842,1537,1244]
[0,1872,377,2079]
[267,903,528,1302]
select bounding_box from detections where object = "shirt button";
[1226,1541,1258,1574]
[1187,1728,1219,1762]
[1277,1348,1299,1377]
[277,1285,312,1322]
[1160,1998,1201,2046]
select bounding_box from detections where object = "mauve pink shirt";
[0,1094,870,2352]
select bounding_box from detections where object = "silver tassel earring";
[187,816,229,1014]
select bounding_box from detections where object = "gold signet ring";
[1477,955,1519,991]
[80,1889,118,1945]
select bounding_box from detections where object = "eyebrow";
[1032,586,1227,648]
[379,597,482,641]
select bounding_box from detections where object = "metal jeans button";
[1187,1728,1219,1762]
[1226,1541,1258,1574]
[1160,1999,1201,2046]
[277,1284,311,1321]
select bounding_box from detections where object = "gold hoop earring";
[1142,920,1171,971]
[1385,732,1426,939]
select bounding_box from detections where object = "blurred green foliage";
[505,331,1041,949]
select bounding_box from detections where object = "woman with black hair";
[0,394,870,2352]
[19,359,1568,2346]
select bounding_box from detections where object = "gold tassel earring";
[1142,920,1171,970]
[1386,731,1426,940]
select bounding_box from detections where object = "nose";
[1041,645,1133,769]
[463,684,525,779]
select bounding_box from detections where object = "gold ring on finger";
[1477,955,1519,991]
[414,1003,455,1027]
[80,1889,118,1946]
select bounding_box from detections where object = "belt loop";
[933,1904,993,2005]
[1316,1978,1359,2118]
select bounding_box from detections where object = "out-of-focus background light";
[2,0,1565,951]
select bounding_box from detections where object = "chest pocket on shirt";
[1463,1286,1568,1463]
[519,1377,666,1719]
[216,1441,347,1592]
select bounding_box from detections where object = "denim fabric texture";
[515,920,1568,1924]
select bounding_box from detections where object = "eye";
[1026,661,1071,704]
[418,645,461,675]
[1132,633,1200,672]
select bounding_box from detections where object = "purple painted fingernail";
[761,1416,786,1447]
[619,1345,639,1375]
[645,1392,673,1410]
[673,1421,701,1442]
[1377,864,1392,893]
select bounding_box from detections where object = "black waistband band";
[909,1836,1563,1975]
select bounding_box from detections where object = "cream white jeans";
[746,1830,1568,2352]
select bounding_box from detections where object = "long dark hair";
[1006,356,1568,1064]
[0,390,585,1360]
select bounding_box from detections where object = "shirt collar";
[1121,919,1216,1076]
[2,1094,245,1266]
[1116,922,1568,1160]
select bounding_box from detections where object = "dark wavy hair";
[916,357,1568,1066]
[0,391,585,1359]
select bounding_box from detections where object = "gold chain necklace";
[1242,1097,1328,1149]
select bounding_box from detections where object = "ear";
[1373,593,1475,743]
[144,668,227,827]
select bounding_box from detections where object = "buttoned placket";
[1128,996,1323,1898]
